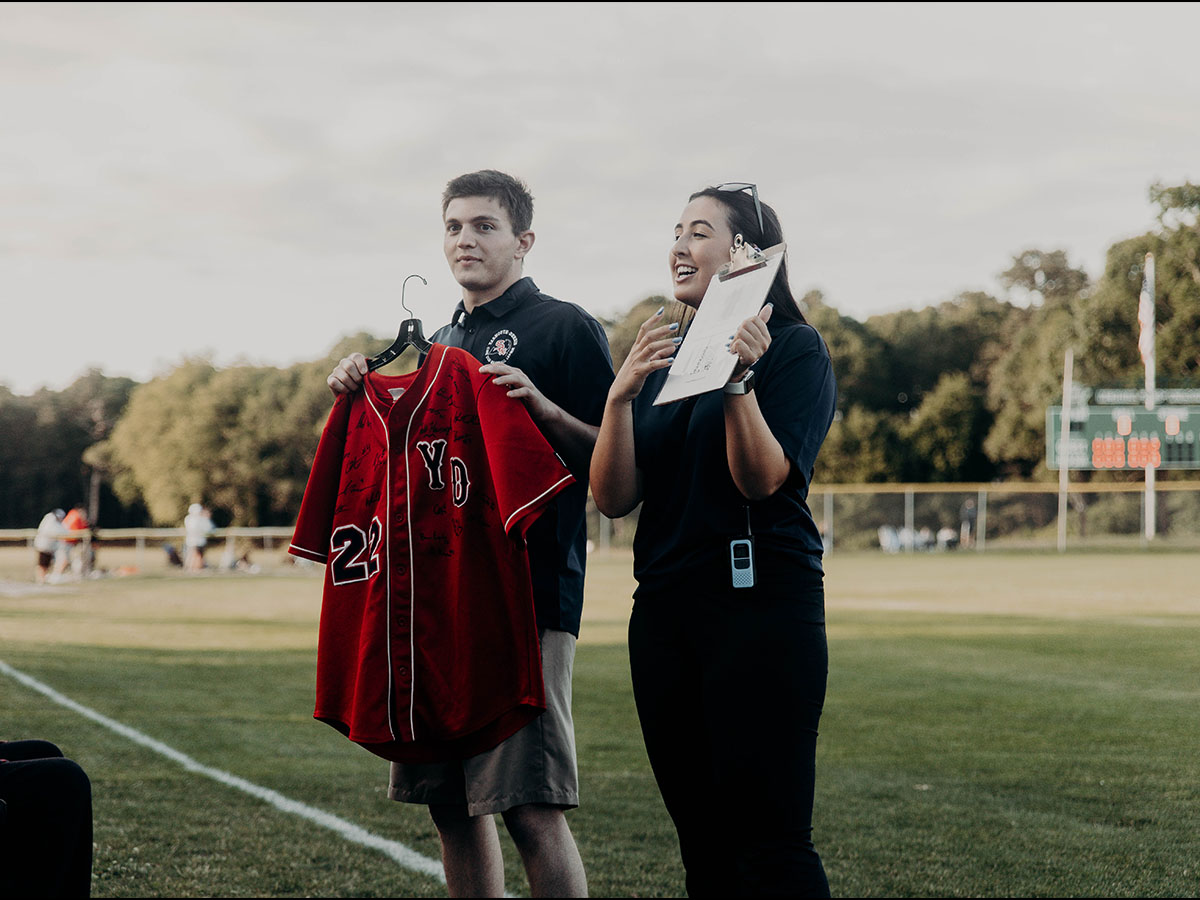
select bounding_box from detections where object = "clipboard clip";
[717,234,769,282]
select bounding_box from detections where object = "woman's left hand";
[728,303,773,382]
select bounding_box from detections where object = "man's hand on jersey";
[480,363,556,424]
[328,353,368,395]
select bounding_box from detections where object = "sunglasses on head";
[716,182,763,236]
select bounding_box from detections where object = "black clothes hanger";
[367,274,433,371]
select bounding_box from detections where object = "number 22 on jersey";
[329,516,382,585]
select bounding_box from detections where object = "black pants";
[0,739,93,898]
[629,577,830,898]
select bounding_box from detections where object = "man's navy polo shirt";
[430,276,614,636]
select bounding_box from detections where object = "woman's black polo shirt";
[631,319,836,599]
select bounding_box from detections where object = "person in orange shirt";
[53,504,91,578]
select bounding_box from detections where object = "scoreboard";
[1047,405,1200,470]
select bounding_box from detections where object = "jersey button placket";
[384,407,415,739]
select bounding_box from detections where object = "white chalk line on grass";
[0,658,447,885]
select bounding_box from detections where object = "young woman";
[590,184,836,897]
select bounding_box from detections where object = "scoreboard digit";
[1047,405,1200,470]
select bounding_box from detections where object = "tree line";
[2,183,1197,528]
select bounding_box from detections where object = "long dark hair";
[689,186,807,325]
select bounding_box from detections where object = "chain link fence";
[588,481,1200,553]
[6,482,1199,566]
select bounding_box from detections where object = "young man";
[327,170,613,897]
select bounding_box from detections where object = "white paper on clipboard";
[653,241,786,406]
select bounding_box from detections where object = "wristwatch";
[723,368,756,395]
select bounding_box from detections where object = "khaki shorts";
[388,628,579,816]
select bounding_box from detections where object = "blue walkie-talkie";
[730,505,755,589]
[730,537,755,588]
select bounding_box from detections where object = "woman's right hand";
[609,308,680,404]
[328,353,368,395]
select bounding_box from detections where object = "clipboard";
[653,238,786,406]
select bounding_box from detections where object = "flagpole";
[1058,348,1073,552]
[1139,252,1156,540]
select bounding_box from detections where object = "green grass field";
[1,546,1198,897]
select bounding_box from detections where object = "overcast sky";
[2,2,1197,396]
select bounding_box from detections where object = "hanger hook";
[401,273,427,317]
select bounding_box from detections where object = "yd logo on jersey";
[416,439,471,507]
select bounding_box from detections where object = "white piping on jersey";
[362,379,399,744]
[399,344,449,743]
[288,543,327,563]
[505,475,574,533]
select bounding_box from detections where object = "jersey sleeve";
[475,378,576,538]
[754,325,838,495]
[289,393,353,563]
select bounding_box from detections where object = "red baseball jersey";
[289,344,575,763]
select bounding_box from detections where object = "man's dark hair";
[442,170,534,234]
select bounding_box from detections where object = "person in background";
[163,542,184,568]
[0,738,94,898]
[33,508,67,584]
[960,497,978,549]
[183,503,216,572]
[53,504,91,579]
[590,183,837,896]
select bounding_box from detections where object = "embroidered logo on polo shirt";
[484,329,519,363]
